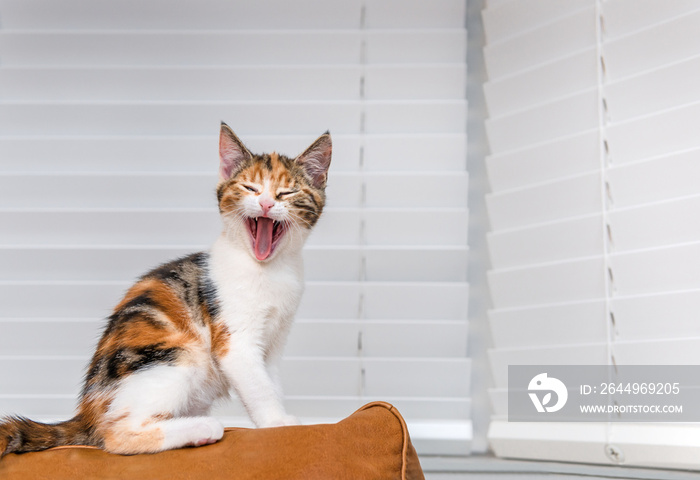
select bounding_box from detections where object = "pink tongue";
[254,217,274,260]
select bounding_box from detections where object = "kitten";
[0,123,332,456]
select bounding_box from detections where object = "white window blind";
[0,0,470,455]
[483,0,700,470]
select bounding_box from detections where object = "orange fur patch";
[269,152,293,186]
[102,421,165,455]
[95,316,169,360]
[143,279,192,333]
[141,413,174,428]
[109,278,198,348]
[211,321,231,358]
[79,393,112,426]
[219,186,242,213]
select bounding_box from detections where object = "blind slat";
[603,9,700,80]
[614,289,700,341]
[482,0,590,44]
[488,214,603,269]
[488,257,606,308]
[484,48,597,117]
[0,32,363,66]
[486,172,601,231]
[606,55,700,122]
[608,153,700,199]
[486,89,599,153]
[0,0,364,30]
[0,134,467,172]
[0,101,466,136]
[484,7,595,79]
[0,102,364,136]
[0,30,466,66]
[289,320,469,358]
[603,0,700,40]
[607,102,700,163]
[0,67,363,102]
[486,130,599,191]
[490,289,700,349]
[0,65,467,102]
[0,0,466,30]
[489,300,607,349]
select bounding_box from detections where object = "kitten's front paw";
[189,417,225,447]
[264,414,300,428]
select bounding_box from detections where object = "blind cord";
[595,0,620,457]
[358,1,368,399]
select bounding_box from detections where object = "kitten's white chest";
[209,235,304,350]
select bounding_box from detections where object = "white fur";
[103,361,227,452]
[159,417,224,450]
[208,182,308,427]
[208,217,306,427]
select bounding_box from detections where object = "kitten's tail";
[0,415,88,458]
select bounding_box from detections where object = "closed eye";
[277,190,298,199]
[242,184,259,194]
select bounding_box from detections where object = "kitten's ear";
[219,122,252,181]
[295,131,332,188]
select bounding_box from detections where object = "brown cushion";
[0,401,424,480]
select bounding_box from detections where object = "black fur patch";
[192,253,220,319]
[105,344,179,380]
[148,257,191,287]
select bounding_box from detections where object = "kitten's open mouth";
[246,217,286,261]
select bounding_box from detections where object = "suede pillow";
[0,401,424,480]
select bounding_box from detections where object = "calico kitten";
[0,123,332,456]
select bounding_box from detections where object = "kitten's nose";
[259,197,275,216]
